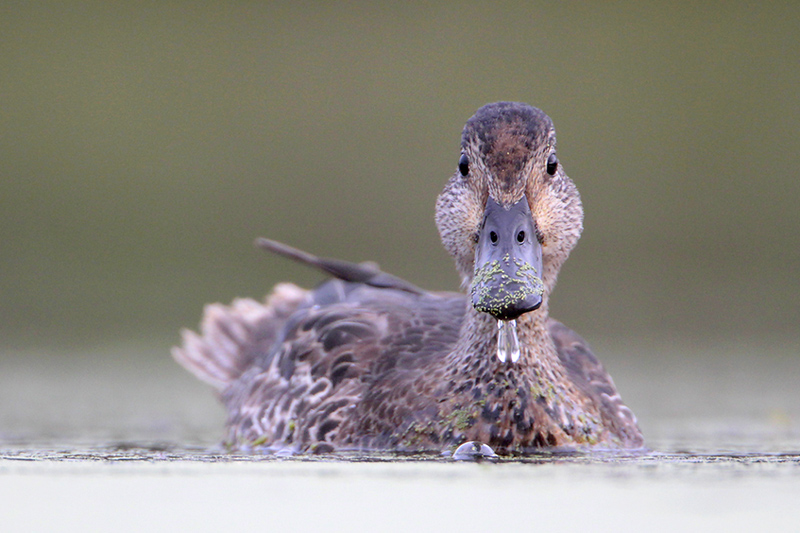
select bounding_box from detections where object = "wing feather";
[548,318,644,447]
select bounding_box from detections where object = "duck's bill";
[470,194,544,321]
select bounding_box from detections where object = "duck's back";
[174,278,466,452]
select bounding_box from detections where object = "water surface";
[1,343,798,530]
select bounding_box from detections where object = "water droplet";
[497,319,520,363]
[453,441,498,461]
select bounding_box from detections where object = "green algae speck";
[471,258,544,315]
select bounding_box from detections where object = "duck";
[173,102,644,454]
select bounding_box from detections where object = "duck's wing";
[173,238,429,392]
[222,289,465,450]
[176,238,465,450]
[548,318,644,447]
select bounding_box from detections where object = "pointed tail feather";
[255,238,425,295]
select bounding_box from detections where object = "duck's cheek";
[541,239,555,258]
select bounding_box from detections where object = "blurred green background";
[2,2,798,354]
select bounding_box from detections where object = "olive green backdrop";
[2,2,798,352]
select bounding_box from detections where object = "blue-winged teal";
[174,102,644,454]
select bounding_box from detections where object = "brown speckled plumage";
[173,102,644,454]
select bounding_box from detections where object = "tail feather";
[255,238,424,295]
[172,283,309,391]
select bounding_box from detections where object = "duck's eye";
[516,231,525,244]
[489,231,498,244]
[546,153,558,176]
[458,154,470,176]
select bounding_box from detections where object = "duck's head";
[436,102,584,321]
